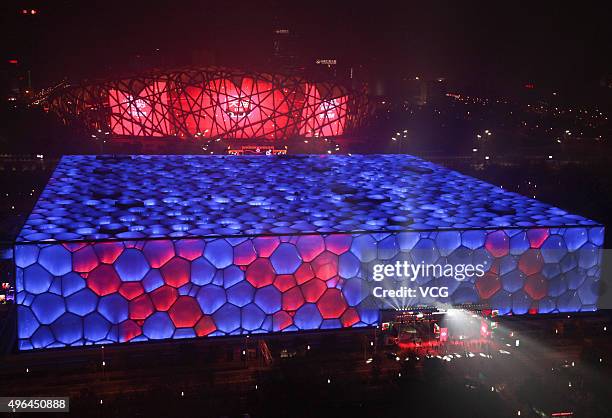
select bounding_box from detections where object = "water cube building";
[14,155,604,350]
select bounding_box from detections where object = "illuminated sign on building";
[127,96,149,118]
[318,99,338,120]
[315,59,337,65]
[226,99,252,118]
[227,145,287,155]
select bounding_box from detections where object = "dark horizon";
[1,1,612,100]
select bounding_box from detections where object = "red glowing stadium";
[44,67,370,140]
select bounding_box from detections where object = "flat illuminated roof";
[17,154,601,242]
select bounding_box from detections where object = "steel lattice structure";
[46,67,370,140]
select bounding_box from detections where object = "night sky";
[1,1,611,98]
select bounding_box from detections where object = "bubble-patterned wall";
[14,155,604,350]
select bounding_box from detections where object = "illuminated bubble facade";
[45,67,370,139]
[15,155,604,350]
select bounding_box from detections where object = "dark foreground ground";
[0,312,610,418]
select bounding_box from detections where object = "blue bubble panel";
[14,155,604,350]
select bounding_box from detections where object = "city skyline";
[2,1,612,100]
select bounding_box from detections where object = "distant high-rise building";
[271,27,299,69]
[600,74,612,89]
[401,77,447,106]
[425,78,448,105]
[314,58,338,77]
[1,60,31,99]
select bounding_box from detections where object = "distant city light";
[315,59,337,65]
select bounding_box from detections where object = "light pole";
[91,129,110,153]
[101,345,106,381]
